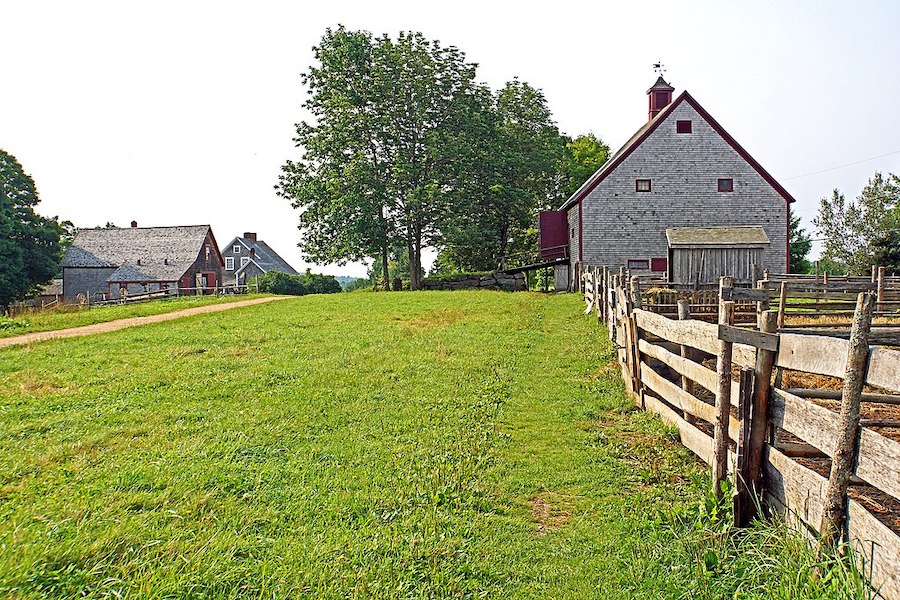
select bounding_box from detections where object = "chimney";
[244,232,257,243]
[647,76,674,121]
[131,220,138,228]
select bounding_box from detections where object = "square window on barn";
[233,245,241,253]
[627,259,650,270]
[676,120,692,133]
[650,257,668,272]
[240,256,250,267]
[718,178,734,192]
[635,179,651,192]
[225,257,234,271]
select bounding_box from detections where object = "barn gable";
[554,80,792,288]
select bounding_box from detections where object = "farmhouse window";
[718,178,734,192]
[225,257,234,270]
[650,257,668,272]
[627,259,650,270]
[205,245,211,261]
[240,257,250,267]
[233,245,241,253]
[676,120,692,133]
[635,179,651,192]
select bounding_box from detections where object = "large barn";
[542,77,794,290]
[61,223,224,301]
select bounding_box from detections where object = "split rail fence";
[581,266,900,598]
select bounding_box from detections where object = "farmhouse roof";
[61,225,215,281]
[559,90,796,211]
[666,226,771,248]
[227,235,299,276]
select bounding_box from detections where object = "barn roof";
[227,236,299,276]
[559,91,796,211]
[666,226,771,248]
[61,225,215,281]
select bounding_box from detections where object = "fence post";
[818,293,874,555]
[778,281,787,329]
[740,310,778,526]
[872,264,877,286]
[594,267,601,320]
[601,266,609,321]
[677,298,696,424]
[734,367,755,526]
[815,260,820,285]
[877,266,885,313]
[756,279,770,317]
[630,276,642,309]
[714,276,735,500]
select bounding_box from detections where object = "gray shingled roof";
[61,225,213,282]
[666,226,770,248]
[227,236,299,276]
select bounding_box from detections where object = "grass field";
[0,294,267,339]
[0,291,869,598]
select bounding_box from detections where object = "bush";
[254,270,342,296]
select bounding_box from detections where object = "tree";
[279,27,482,290]
[0,149,64,310]
[789,207,813,274]
[814,172,900,274]
[560,133,610,198]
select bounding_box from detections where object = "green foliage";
[0,149,65,310]
[254,270,342,296]
[561,133,610,198]
[0,315,29,331]
[814,171,900,274]
[790,207,813,273]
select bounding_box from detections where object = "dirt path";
[0,296,288,349]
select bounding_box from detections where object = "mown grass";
[0,294,268,338]
[0,291,872,598]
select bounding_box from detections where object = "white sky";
[4,0,899,277]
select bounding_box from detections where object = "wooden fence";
[581,266,900,598]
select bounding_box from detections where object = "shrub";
[254,270,342,296]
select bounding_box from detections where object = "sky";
[4,0,900,277]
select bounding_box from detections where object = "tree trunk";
[409,225,422,290]
[381,244,389,292]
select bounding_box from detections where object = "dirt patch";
[403,308,465,331]
[16,370,74,396]
[529,491,573,535]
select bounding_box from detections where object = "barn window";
[676,120,692,133]
[241,257,250,267]
[205,245,211,260]
[233,245,241,253]
[225,257,234,271]
[718,178,734,192]
[650,257,668,272]
[627,259,650,270]
[635,179,651,192]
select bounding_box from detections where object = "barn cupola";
[647,76,674,120]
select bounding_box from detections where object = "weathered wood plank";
[639,360,741,440]
[764,446,900,599]
[775,333,849,378]
[867,347,900,394]
[784,388,900,405]
[634,309,756,367]
[769,388,840,456]
[638,338,741,402]
[642,390,715,466]
[721,287,770,302]
[718,323,779,351]
[857,427,900,503]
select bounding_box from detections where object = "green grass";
[0,291,871,598]
[1,294,269,339]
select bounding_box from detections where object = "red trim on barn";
[559,91,795,212]
[578,201,583,261]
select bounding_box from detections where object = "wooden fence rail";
[580,266,900,598]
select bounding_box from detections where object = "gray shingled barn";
[60,223,225,301]
[543,77,793,290]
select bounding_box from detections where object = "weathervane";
[653,62,666,77]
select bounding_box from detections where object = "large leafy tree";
[788,207,813,274]
[814,172,900,274]
[560,133,610,198]
[0,149,64,310]
[279,27,481,290]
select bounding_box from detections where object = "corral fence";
[581,265,900,598]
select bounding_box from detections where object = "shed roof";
[61,225,215,281]
[666,226,771,249]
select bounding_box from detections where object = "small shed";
[666,226,770,285]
